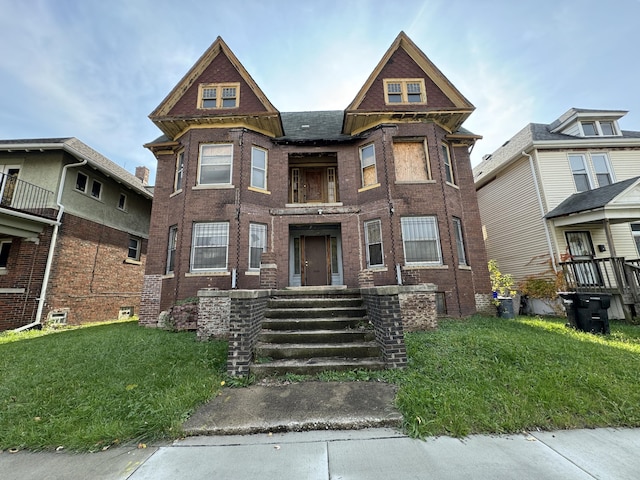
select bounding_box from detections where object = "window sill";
[358,183,381,193]
[162,273,175,279]
[124,258,142,265]
[395,180,436,185]
[366,266,388,272]
[185,271,230,277]
[0,268,7,276]
[458,265,472,271]
[170,190,183,198]
[285,202,343,208]
[403,264,449,270]
[0,287,25,294]
[245,270,260,276]
[192,184,235,190]
[445,181,459,189]
[248,186,271,195]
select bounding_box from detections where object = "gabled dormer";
[549,108,626,138]
[343,31,475,136]
[149,37,283,140]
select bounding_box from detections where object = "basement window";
[48,310,68,326]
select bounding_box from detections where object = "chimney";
[135,166,150,185]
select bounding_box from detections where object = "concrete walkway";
[2,382,640,479]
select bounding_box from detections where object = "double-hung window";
[76,172,88,192]
[117,193,127,211]
[249,223,267,270]
[167,226,178,274]
[360,143,377,187]
[128,237,141,261]
[364,219,384,268]
[591,153,614,187]
[401,216,442,265]
[442,142,455,185]
[251,147,267,190]
[452,217,467,266]
[175,151,184,192]
[568,154,592,192]
[91,180,102,199]
[191,222,229,271]
[198,144,233,186]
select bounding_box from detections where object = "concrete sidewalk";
[3,382,640,479]
[3,427,640,479]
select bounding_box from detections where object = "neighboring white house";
[473,108,640,320]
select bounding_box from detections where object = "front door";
[566,231,603,286]
[302,236,329,286]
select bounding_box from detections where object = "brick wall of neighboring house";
[46,213,147,325]
[0,228,53,330]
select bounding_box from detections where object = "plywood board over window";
[393,141,430,182]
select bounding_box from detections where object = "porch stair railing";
[559,257,640,306]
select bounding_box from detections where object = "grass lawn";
[2,315,640,451]
[0,320,227,452]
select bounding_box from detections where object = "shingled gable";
[343,31,475,136]
[148,36,283,140]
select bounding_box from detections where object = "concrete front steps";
[251,288,385,377]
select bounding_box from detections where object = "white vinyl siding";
[476,157,550,282]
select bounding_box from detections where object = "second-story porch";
[0,170,58,237]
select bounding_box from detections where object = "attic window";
[198,83,239,109]
[580,120,619,137]
[383,79,426,105]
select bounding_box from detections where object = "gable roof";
[343,31,475,135]
[474,109,640,188]
[0,138,153,199]
[149,37,283,139]
[545,177,640,224]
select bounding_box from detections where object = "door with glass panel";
[566,231,602,286]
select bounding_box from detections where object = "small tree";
[488,260,516,298]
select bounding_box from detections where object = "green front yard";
[2,316,640,451]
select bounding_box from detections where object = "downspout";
[14,158,87,331]
[522,151,557,272]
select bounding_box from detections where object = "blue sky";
[1,0,639,184]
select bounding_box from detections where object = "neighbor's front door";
[302,236,329,286]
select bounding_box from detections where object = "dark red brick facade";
[142,34,492,322]
[46,213,147,325]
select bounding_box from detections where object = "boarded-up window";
[393,141,429,182]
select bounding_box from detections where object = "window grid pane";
[192,222,229,270]
[365,220,384,267]
[251,147,267,189]
[401,217,441,264]
[249,223,267,269]
[200,144,232,185]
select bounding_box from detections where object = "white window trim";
[364,219,384,268]
[0,239,11,271]
[127,237,141,261]
[590,152,615,187]
[174,151,185,192]
[90,179,103,200]
[190,222,229,272]
[401,216,443,266]
[250,146,268,191]
[197,143,233,186]
[117,192,127,211]
[75,172,88,193]
[452,217,467,266]
[359,143,377,188]
[442,142,455,185]
[248,223,267,270]
[579,120,621,137]
[166,225,178,274]
[568,153,595,192]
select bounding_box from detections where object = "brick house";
[140,32,491,324]
[0,137,152,331]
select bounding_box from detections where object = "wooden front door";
[302,236,329,286]
[566,231,603,286]
[305,169,324,203]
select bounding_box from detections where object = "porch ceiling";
[0,209,54,238]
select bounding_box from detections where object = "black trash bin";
[574,293,611,334]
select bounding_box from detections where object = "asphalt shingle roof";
[278,111,352,142]
[545,176,640,219]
